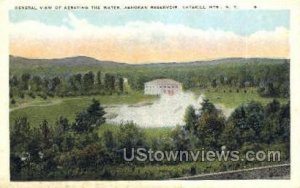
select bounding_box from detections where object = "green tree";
[227,101,265,145]
[219,122,241,150]
[30,76,42,92]
[21,73,31,90]
[56,116,70,133]
[96,71,102,86]
[50,77,61,92]
[196,100,225,149]
[104,74,115,92]
[103,130,116,150]
[9,75,19,87]
[83,71,95,91]
[39,120,53,149]
[74,73,83,91]
[261,99,281,144]
[211,79,217,88]
[60,132,75,152]
[10,117,31,152]
[171,125,191,151]
[73,99,106,133]
[261,115,280,144]
[184,105,198,132]
[265,99,280,116]
[245,101,264,136]
[118,77,124,93]
[117,122,146,159]
[279,101,290,144]
[201,99,218,114]
[54,116,70,150]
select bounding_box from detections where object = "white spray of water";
[106,92,204,128]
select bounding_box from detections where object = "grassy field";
[10,92,157,127]
[10,87,289,127]
[192,87,288,108]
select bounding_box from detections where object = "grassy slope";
[10,92,157,127]
[192,87,288,108]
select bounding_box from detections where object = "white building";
[144,79,182,95]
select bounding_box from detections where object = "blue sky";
[10,9,289,62]
[10,10,289,36]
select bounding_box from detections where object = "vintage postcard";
[0,0,300,187]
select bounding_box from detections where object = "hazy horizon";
[10,54,290,65]
[10,10,289,64]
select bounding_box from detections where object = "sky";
[9,10,289,63]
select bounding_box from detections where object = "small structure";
[144,79,182,95]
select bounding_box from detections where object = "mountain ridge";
[9,55,289,67]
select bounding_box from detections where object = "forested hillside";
[10,56,289,103]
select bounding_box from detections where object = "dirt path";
[9,96,91,112]
[9,96,154,113]
[10,99,63,112]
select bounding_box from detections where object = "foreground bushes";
[10,99,290,180]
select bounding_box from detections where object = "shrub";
[11,99,16,105]
[28,92,36,99]
[18,92,24,99]
[38,93,47,100]
[47,92,54,98]
[190,166,196,175]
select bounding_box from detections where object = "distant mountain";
[10,55,289,68]
[9,55,128,67]
[137,57,289,67]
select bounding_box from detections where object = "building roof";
[145,79,181,85]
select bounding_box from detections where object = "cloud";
[10,13,289,63]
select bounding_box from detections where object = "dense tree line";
[10,71,125,103]
[124,62,290,98]
[10,61,290,104]
[183,99,290,153]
